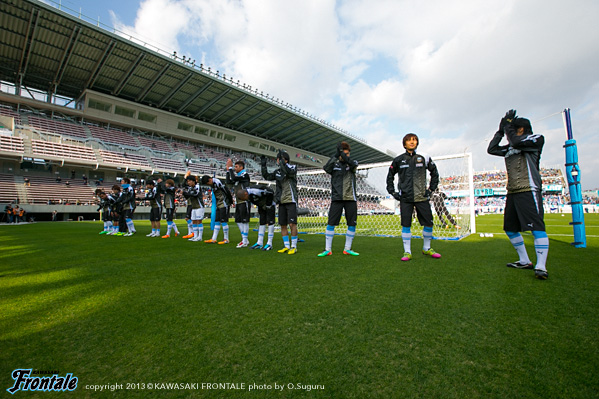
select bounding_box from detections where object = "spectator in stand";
[82,174,88,185]
[56,175,62,183]
[65,181,70,187]
[52,210,58,222]
[71,170,75,179]
[23,177,30,187]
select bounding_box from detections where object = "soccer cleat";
[236,242,248,248]
[535,269,549,280]
[422,248,441,258]
[123,232,133,237]
[401,252,412,261]
[262,244,272,251]
[506,261,534,269]
[182,233,194,239]
[174,232,179,237]
[288,248,297,255]
[146,232,154,237]
[161,234,170,238]
[218,240,229,245]
[317,250,332,257]
[99,231,108,235]
[278,247,289,254]
[343,249,360,256]
[250,243,262,250]
[115,232,124,236]
[204,239,217,244]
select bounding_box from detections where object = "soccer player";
[386,133,441,261]
[201,175,232,244]
[182,172,205,242]
[261,149,299,254]
[143,180,162,237]
[487,109,549,280]
[95,188,113,234]
[226,159,251,248]
[237,186,276,251]
[116,177,137,236]
[318,142,360,257]
[159,178,180,238]
[110,184,123,235]
[431,189,460,229]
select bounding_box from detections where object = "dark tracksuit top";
[487,124,544,194]
[211,178,232,209]
[261,161,298,205]
[183,183,204,209]
[226,168,251,204]
[386,150,439,202]
[323,153,358,202]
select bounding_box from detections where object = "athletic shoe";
[262,244,272,251]
[218,240,229,245]
[250,243,262,250]
[204,239,217,244]
[190,236,202,242]
[288,248,297,255]
[401,252,412,261]
[115,232,124,236]
[343,249,360,256]
[99,231,108,235]
[506,261,534,269]
[535,269,549,280]
[161,234,170,238]
[174,232,179,237]
[422,248,441,258]
[317,250,332,257]
[123,232,133,237]
[298,238,305,243]
[188,236,197,241]
[278,247,289,254]
[182,234,194,239]
[146,232,154,237]
[236,242,248,248]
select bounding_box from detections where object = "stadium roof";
[0,0,394,163]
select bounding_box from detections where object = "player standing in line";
[487,110,549,280]
[318,142,360,257]
[386,133,441,261]
[181,192,195,239]
[160,178,180,238]
[143,180,162,237]
[95,188,113,235]
[261,149,299,255]
[110,184,123,236]
[226,159,251,248]
[201,175,233,244]
[236,186,276,251]
[183,172,205,242]
[118,177,137,236]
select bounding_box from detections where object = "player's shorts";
[214,206,230,223]
[186,205,192,220]
[504,190,545,232]
[278,203,298,226]
[101,210,110,222]
[400,200,433,228]
[122,209,133,220]
[258,205,276,225]
[165,208,175,222]
[191,207,205,221]
[327,200,358,227]
[149,207,161,222]
[234,201,251,223]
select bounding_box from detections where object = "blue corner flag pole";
[562,108,586,248]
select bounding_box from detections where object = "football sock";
[126,218,135,233]
[241,223,249,244]
[211,223,221,241]
[325,225,335,251]
[257,225,265,246]
[223,223,229,241]
[186,219,193,235]
[402,227,412,253]
[506,231,531,264]
[173,223,179,234]
[267,225,275,246]
[166,221,172,235]
[198,223,203,240]
[345,226,356,251]
[291,235,298,249]
[422,226,433,251]
[532,230,549,271]
[282,235,290,249]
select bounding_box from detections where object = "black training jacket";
[386,150,439,202]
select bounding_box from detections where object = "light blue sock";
[325,225,335,251]
[402,227,411,253]
[345,226,356,251]
[423,226,433,251]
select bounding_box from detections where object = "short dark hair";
[111,185,121,191]
[402,133,419,149]
[340,141,351,151]
[200,175,212,185]
[121,177,130,184]
[235,160,245,169]
[278,150,290,162]
[185,175,196,183]
[513,118,533,135]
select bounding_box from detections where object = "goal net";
[294,152,475,240]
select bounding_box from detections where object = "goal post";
[294,152,475,240]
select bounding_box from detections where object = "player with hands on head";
[386,133,441,261]
[488,109,549,280]
[318,141,360,257]
[201,174,233,244]
[226,158,252,248]
[183,171,205,242]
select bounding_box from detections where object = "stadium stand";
[87,125,140,147]
[98,150,151,168]
[31,139,97,162]
[0,135,24,153]
[22,175,97,205]
[150,157,186,172]
[136,136,174,153]
[26,115,88,140]
[0,174,19,204]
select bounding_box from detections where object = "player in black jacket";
[487,109,548,280]
[95,188,113,235]
[143,180,162,237]
[226,159,251,248]
[386,133,441,261]
[159,178,180,238]
[237,186,276,251]
[318,142,360,257]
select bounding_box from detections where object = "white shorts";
[191,208,204,221]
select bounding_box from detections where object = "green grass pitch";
[1,214,598,398]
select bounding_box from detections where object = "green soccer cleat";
[317,250,332,257]
[343,249,360,256]
[99,231,108,235]
[422,248,441,258]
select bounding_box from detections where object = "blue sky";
[44,0,599,189]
